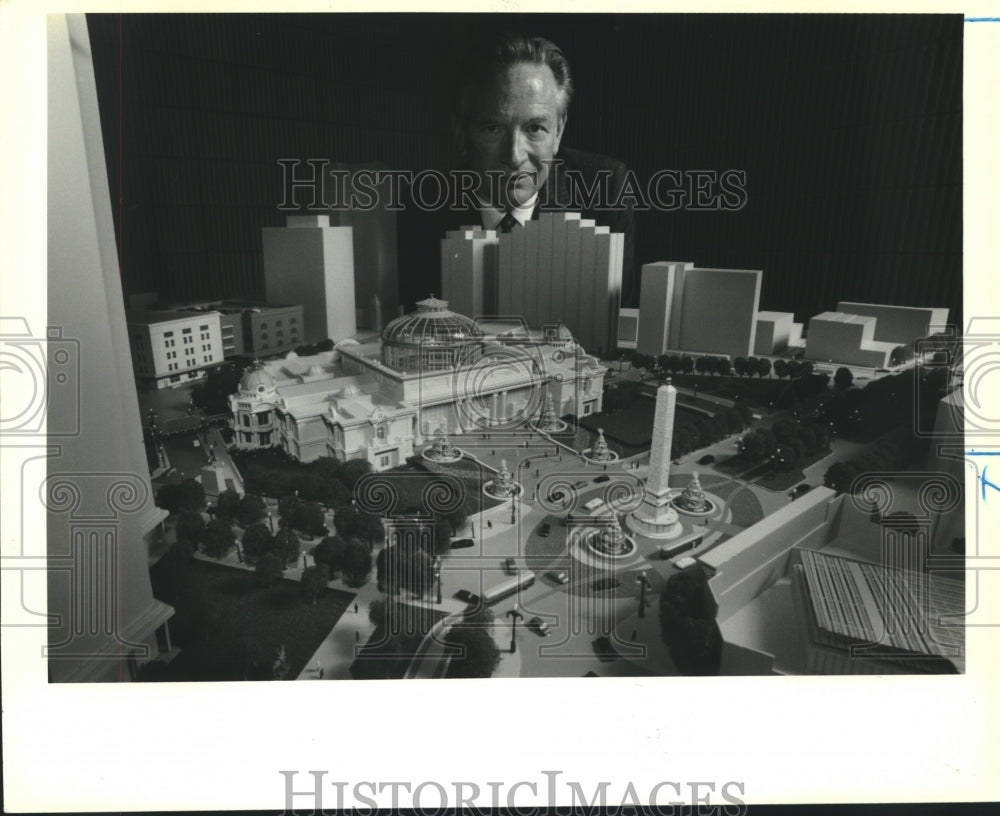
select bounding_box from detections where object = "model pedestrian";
[354,602,359,614]
[487,520,492,530]
[318,665,324,679]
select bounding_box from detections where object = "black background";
[87,13,962,327]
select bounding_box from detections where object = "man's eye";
[528,123,548,135]
[480,124,501,135]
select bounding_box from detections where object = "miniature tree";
[772,443,797,471]
[175,477,206,513]
[174,510,206,554]
[155,483,182,515]
[444,625,501,678]
[310,535,346,574]
[433,516,454,555]
[301,564,330,604]
[236,494,267,529]
[340,539,373,588]
[834,367,854,390]
[278,493,302,525]
[296,501,327,538]
[725,408,744,434]
[658,569,722,676]
[756,358,772,379]
[338,459,372,492]
[202,518,237,558]
[367,597,386,628]
[332,505,361,539]
[242,522,274,563]
[255,553,285,588]
[191,362,242,415]
[215,488,241,523]
[824,461,860,493]
[274,526,301,567]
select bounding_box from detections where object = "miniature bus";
[482,570,536,606]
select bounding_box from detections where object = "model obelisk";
[628,379,682,538]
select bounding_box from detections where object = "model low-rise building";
[126,309,224,389]
[228,297,607,468]
[804,311,897,368]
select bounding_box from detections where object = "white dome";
[239,367,276,394]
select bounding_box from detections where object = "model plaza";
[395,382,739,680]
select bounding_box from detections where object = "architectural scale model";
[262,214,357,343]
[163,300,306,359]
[228,296,608,467]
[804,311,898,368]
[126,309,225,390]
[442,211,625,355]
[38,15,965,686]
[635,261,762,359]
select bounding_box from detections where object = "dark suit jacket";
[396,146,637,313]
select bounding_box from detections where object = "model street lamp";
[433,555,442,604]
[636,570,651,619]
[507,607,523,654]
[267,511,274,533]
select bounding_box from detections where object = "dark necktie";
[498,210,518,233]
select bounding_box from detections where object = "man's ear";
[554,111,567,154]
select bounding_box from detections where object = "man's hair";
[454,34,574,123]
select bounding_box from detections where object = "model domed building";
[382,296,484,372]
[227,297,609,468]
[229,361,279,448]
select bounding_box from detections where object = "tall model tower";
[262,215,357,343]
[628,380,682,538]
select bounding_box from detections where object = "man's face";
[462,61,566,210]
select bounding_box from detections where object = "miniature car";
[450,538,474,549]
[454,589,480,604]
[593,475,610,483]
[697,454,715,465]
[538,523,551,537]
[591,576,620,592]
[503,557,517,575]
[671,555,697,570]
[593,635,620,662]
[528,616,550,636]
[548,570,569,585]
[574,480,588,488]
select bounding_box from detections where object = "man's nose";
[501,128,529,168]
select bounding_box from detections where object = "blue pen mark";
[965,17,1000,22]
[965,452,1000,501]
[981,466,1000,502]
